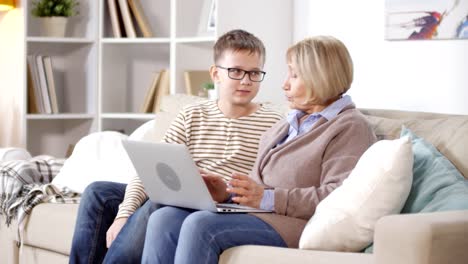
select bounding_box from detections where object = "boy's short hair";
[214,29,266,66]
[287,36,353,104]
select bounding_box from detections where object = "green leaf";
[31,0,79,17]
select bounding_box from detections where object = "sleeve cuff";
[260,189,275,211]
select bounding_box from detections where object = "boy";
[69,29,283,264]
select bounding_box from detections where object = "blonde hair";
[286,36,353,104]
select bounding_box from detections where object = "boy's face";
[211,50,263,106]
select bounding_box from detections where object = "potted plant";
[31,0,79,37]
[202,82,217,99]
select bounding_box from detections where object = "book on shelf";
[26,62,39,114]
[107,0,122,38]
[117,0,136,38]
[65,144,75,158]
[153,69,170,113]
[36,55,52,114]
[27,55,45,113]
[140,71,161,113]
[43,56,59,114]
[128,0,154,38]
[184,70,211,96]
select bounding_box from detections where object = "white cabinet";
[24,0,99,158]
[23,0,292,157]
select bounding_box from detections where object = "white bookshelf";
[27,37,95,43]
[23,0,99,158]
[23,0,292,157]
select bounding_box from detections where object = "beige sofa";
[2,99,468,264]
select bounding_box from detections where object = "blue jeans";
[141,207,287,264]
[69,181,159,264]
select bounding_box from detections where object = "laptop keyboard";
[216,203,258,210]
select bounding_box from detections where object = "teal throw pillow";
[365,126,468,253]
[400,126,468,213]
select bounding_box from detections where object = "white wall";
[0,6,25,148]
[217,0,293,104]
[294,0,468,115]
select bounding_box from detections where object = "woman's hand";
[200,170,230,203]
[106,217,127,248]
[228,173,264,208]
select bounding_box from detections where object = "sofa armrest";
[373,210,468,264]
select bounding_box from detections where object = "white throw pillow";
[52,131,136,193]
[299,136,413,251]
[128,120,156,142]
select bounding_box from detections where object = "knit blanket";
[0,156,80,246]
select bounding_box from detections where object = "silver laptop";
[122,140,272,213]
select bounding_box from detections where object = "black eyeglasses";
[216,65,266,82]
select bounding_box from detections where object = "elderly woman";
[141,36,377,264]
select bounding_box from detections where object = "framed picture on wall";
[385,0,468,40]
[198,0,216,36]
[207,0,217,32]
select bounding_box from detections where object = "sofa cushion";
[220,245,372,264]
[299,136,413,251]
[159,94,208,114]
[364,114,468,179]
[21,245,70,264]
[22,203,79,256]
[365,127,468,253]
[128,112,179,143]
[400,127,468,213]
[150,111,179,142]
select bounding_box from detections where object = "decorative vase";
[40,17,68,37]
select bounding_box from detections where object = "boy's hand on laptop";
[106,217,127,248]
[200,170,230,202]
[228,173,264,208]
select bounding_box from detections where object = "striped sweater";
[116,100,283,219]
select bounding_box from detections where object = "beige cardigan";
[251,106,377,248]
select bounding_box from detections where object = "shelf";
[26,114,95,120]
[102,0,170,39]
[26,37,95,44]
[27,119,96,157]
[27,42,98,114]
[22,0,292,155]
[101,113,156,120]
[101,38,171,44]
[101,43,170,113]
[175,37,216,43]
[26,0,99,39]
[174,41,213,94]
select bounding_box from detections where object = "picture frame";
[198,0,216,36]
[385,0,468,40]
[207,0,216,32]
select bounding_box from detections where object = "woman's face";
[282,62,309,111]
